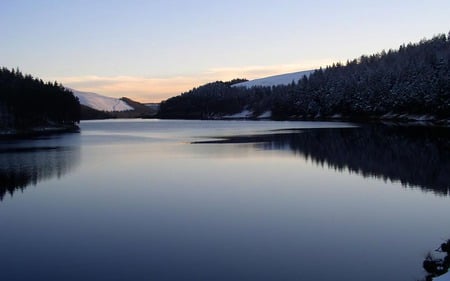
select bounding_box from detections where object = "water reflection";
[0,136,81,200]
[194,125,450,195]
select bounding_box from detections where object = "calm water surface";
[0,119,449,281]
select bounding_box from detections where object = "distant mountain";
[115,97,158,118]
[69,89,133,112]
[68,88,157,120]
[232,70,314,88]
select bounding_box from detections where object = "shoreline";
[0,124,80,139]
[155,115,450,126]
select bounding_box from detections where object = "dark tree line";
[0,67,80,130]
[158,79,248,119]
[159,33,450,120]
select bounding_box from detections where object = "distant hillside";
[232,70,313,88]
[0,67,80,135]
[70,89,157,119]
[144,103,160,112]
[114,97,158,118]
[79,104,111,120]
[159,33,450,122]
[70,89,133,112]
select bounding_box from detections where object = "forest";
[0,68,80,131]
[159,33,450,121]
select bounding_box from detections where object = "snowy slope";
[69,89,133,112]
[232,70,314,88]
[435,273,450,281]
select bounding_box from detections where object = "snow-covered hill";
[232,70,314,88]
[69,89,133,112]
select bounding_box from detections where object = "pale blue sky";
[1,0,449,101]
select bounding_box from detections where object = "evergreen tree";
[0,67,80,130]
[158,33,450,121]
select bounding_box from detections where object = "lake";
[0,119,449,281]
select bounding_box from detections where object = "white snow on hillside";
[434,273,450,281]
[232,70,314,88]
[222,110,272,119]
[223,110,253,119]
[69,89,133,112]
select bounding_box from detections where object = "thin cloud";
[209,64,311,78]
[53,61,329,102]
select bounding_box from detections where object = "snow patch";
[381,113,436,121]
[257,111,272,119]
[69,88,133,112]
[232,70,314,88]
[221,110,272,119]
[330,114,342,119]
[223,110,253,119]
[434,273,450,281]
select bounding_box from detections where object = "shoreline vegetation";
[155,113,450,126]
[0,67,80,138]
[158,33,450,123]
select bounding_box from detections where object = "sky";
[1,0,450,102]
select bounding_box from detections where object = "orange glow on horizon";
[53,60,331,103]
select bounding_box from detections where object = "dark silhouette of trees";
[159,80,250,119]
[0,67,80,131]
[158,33,450,121]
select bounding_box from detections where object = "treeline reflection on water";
[196,125,450,195]
[0,146,80,200]
[2,124,448,200]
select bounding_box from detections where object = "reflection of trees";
[196,125,450,195]
[269,126,450,195]
[0,146,80,200]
